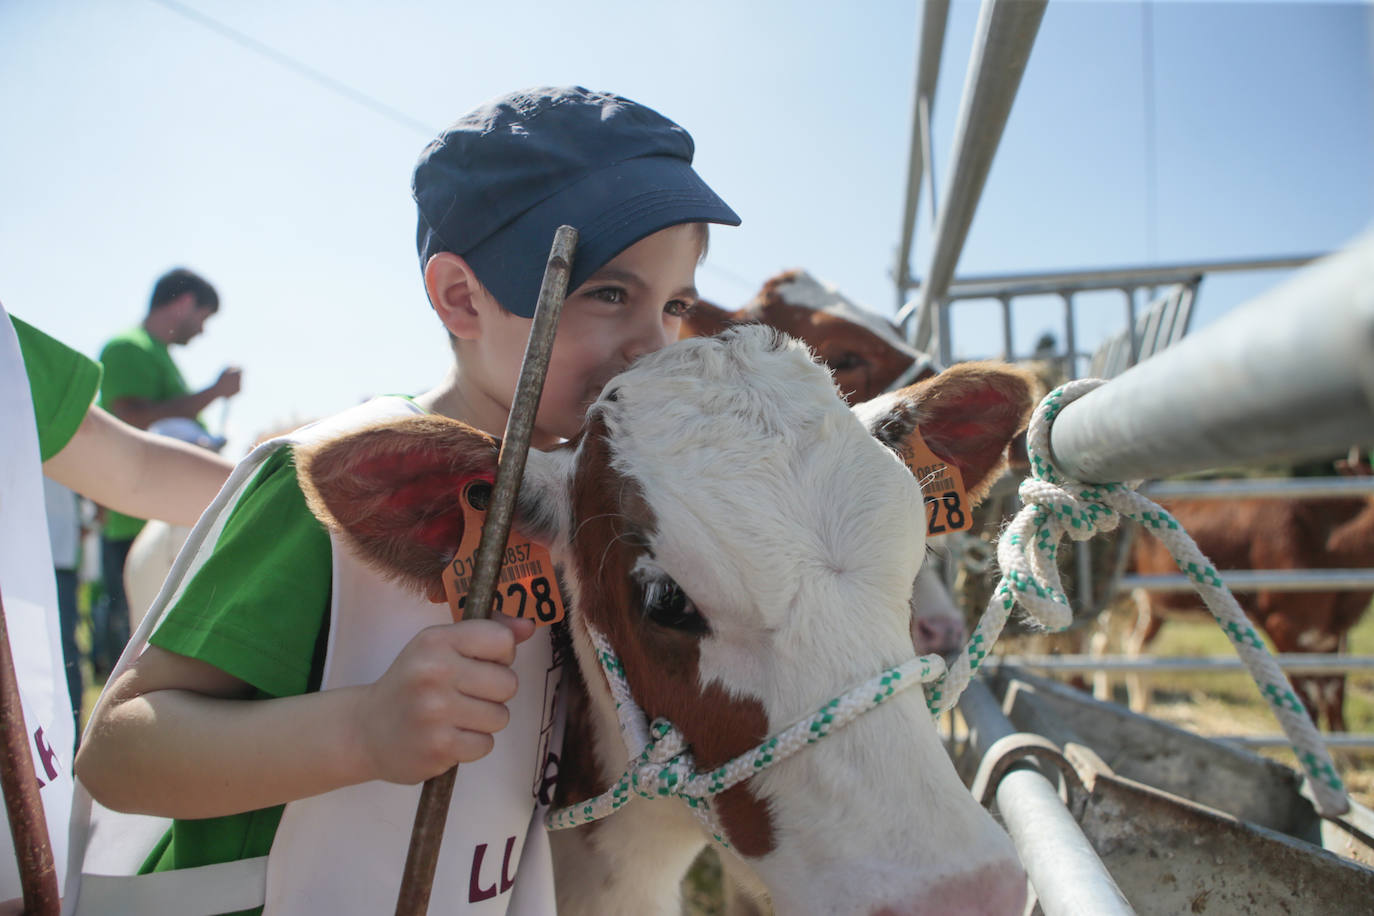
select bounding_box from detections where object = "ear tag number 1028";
[442,480,567,626]
[905,429,973,536]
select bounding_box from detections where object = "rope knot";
[629,719,699,801]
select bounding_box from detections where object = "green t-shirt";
[143,447,333,916]
[99,326,192,541]
[11,315,102,461]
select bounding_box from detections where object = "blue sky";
[2,1,1370,455]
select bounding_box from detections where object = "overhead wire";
[145,0,439,137]
[144,0,763,303]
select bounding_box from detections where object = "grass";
[1125,598,1374,807]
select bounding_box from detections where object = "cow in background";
[681,269,938,405]
[1123,454,1374,731]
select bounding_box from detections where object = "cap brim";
[464,156,740,319]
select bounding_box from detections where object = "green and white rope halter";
[545,627,946,846]
[925,377,1349,817]
[547,376,1349,839]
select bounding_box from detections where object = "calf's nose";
[913,615,967,658]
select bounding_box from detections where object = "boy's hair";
[412,86,739,318]
[149,268,218,313]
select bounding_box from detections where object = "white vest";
[63,398,565,915]
[0,304,76,899]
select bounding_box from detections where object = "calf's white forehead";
[593,328,926,620]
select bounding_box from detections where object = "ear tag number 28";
[441,480,567,626]
[905,429,973,536]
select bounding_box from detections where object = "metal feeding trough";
[953,668,1374,915]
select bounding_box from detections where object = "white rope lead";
[547,632,945,844]
[928,378,1350,817]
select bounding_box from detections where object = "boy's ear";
[424,253,484,339]
[853,361,1035,505]
[678,299,737,340]
[296,416,563,599]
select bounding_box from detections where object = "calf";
[1127,484,1374,730]
[300,327,1032,915]
[680,270,970,659]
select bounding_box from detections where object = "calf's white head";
[299,326,1030,915]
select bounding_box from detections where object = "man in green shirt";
[96,267,242,673]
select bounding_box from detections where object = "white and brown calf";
[299,327,1031,915]
[680,270,971,660]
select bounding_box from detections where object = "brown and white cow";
[681,270,938,406]
[1126,473,1374,731]
[680,270,973,660]
[299,327,1032,915]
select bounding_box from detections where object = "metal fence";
[892,0,1374,910]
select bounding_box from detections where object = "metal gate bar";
[958,680,1135,915]
[1046,235,1374,484]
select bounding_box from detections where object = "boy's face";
[470,223,705,443]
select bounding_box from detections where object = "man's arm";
[107,367,242,430]
[42,406,234,526]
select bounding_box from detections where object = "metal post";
[998,295,1014,360]
[1122,287,1139,366]
[394,226,577,916]
[1047,235,1374,484]
[959,681,1135,915]
[903,0,1048,344]
[895,0,951,309]
[1061,292,1077,379]
[938,299,954,367]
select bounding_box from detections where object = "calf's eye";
[642,579,710,635]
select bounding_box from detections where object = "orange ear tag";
[441,480,567,626]
[904,429,974,536]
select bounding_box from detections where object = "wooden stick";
[0,584,60,915]
[394,225,578,915]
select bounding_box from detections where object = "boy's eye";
[664,300,696,318]
[589,286,626,305]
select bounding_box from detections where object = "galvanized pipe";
[1141,476,1374,500]
[1047,236,1374,483]
[395,225,577,916]
[941,253,1317,301]
[895,0,951,308]
[959,681,1135,915]
[999,295,1014,360]
[1061,292,1078,379]
[1118,569,1374,593]
[984,653,1374,673]
[906,0,1048,348]
[1122,288,1139,366]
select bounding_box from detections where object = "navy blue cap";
[413,86,741,318]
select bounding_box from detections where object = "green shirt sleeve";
[150,447,333,699]
[98,335,164,407]
[11,315,102,461]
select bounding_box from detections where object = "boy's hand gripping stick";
[394,225,578,916]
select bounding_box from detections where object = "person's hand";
[350,615,536,785]
[214,366,243,399]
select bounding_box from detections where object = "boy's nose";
[621,315,676,362]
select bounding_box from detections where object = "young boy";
[73,86,739,915]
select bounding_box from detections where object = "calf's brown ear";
[856,361,1036,505]
[296,416,507,597]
